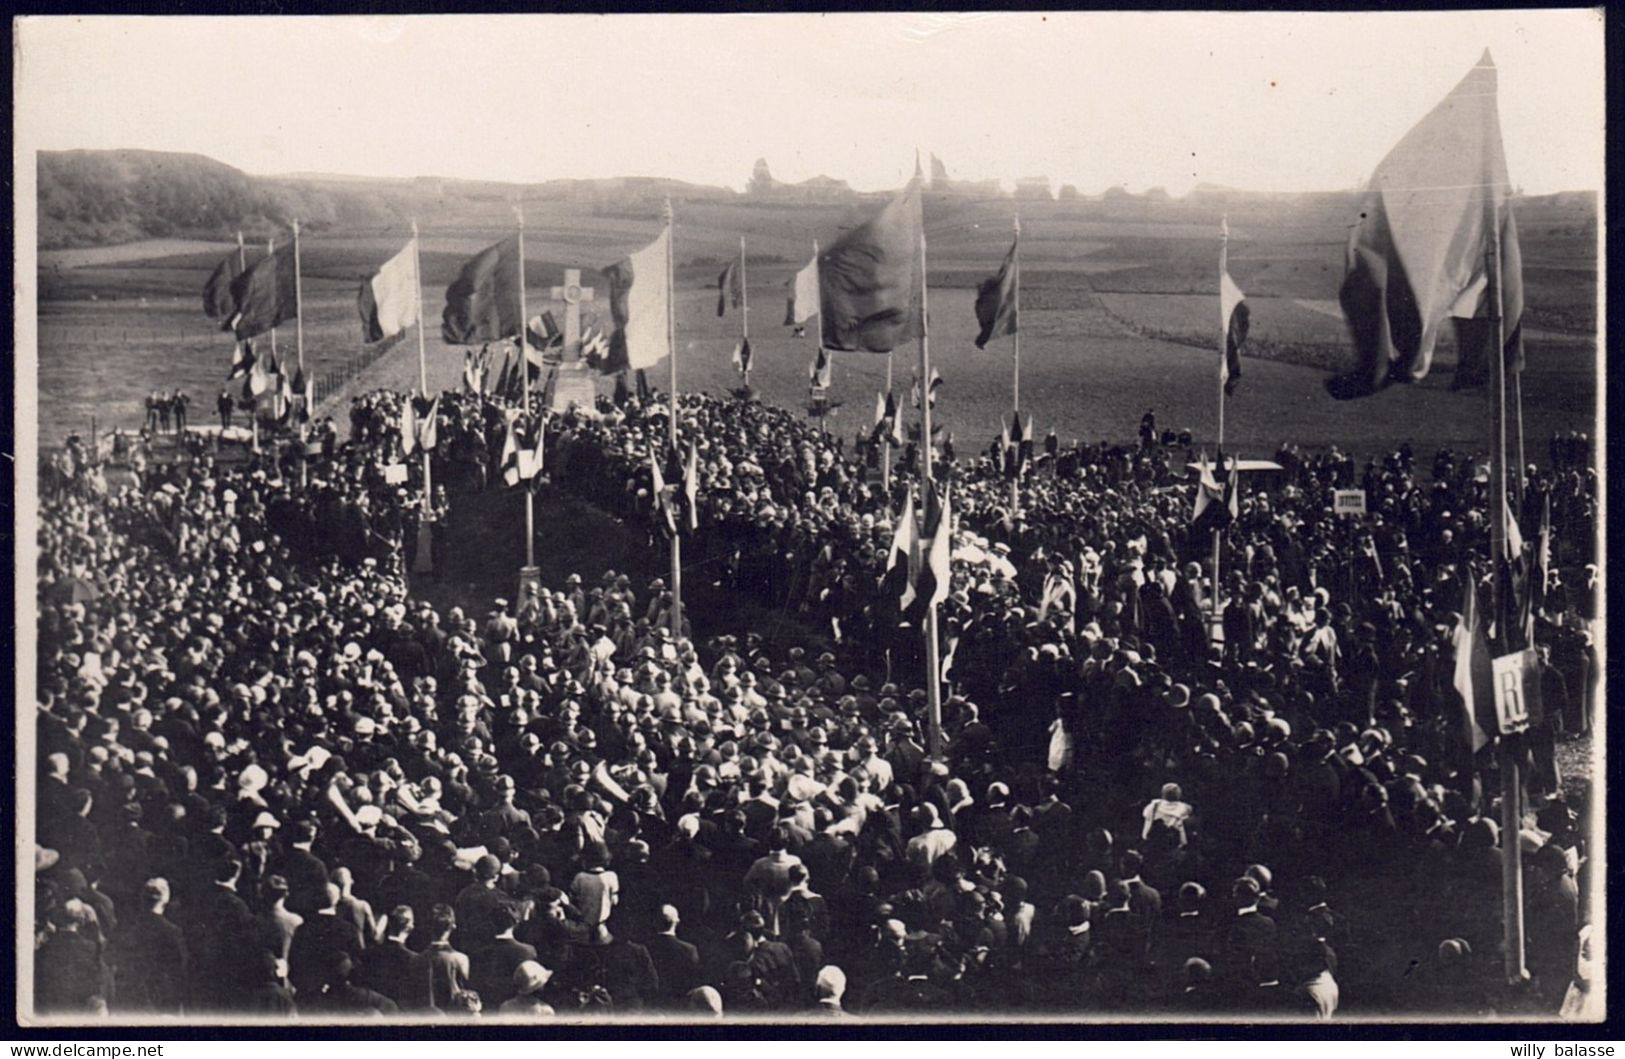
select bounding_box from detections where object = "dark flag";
[974,236,1019,349]
[635,370,652,405]
[819,183,923,353]
[222,245,297,340]
[527,311,563,351]
[613,372,631,407]
[732,338,753,377]
[441,235,523,346]
[203,251,244,322]
[717,259,744,317]
[1327,51,1524,400]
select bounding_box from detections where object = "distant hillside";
[35,150,746,250]
[35,148,1599,252]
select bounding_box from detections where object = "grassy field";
[31,193,1598,458]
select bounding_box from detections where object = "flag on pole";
[873,391,887,430]
[732,337,753,376]
[441,236,523,346]
[399,396,417,457]
[416,395,440,451]
[809,347,832,390]
[600,228,672,374]
[974,236,1019,349]
[1219,231,1249,396]
[682,440,700,535]
[1003,411,1034,479]
[227,341,255,381]
[581,325,610,363]
[1531,490,1551,630]
[1452,576,1494,754]
[818,183,923,353]
[908,483,952,623]
[203,250,244,321]
[717,259,744,317]
[785,253,820,329]
[222,245,297,340]
[649,446,677,536]
[358,240,420,344]
[872,391,905,447]
[527,311,563,352]
[248,347,276,398]
[1191,452,1239,535]
[929,153,950,185]
[1327,50,1525,400]
[881,489,917,618]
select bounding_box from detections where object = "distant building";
[749,158,776,195]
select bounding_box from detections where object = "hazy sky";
[14,11,1605,195]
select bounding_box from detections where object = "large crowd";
[32,372,1599,1021]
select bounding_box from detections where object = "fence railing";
[310,336,404,412]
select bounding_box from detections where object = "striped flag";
[809,347,832,390]
[785,252,820,328]
[732,337,753,376]
[416,395,441,452]
[1191,451,1238,535]
[203,248,244,322]
[1219,218,1249,397]
[601,229,672,374]
[1452,575,1493,754]
[399,396,417,457]
[1328,51,1524,399]
[358,239,420,344]
[882,489,918,618]
[649,446,677,536]
[907,483,952,624]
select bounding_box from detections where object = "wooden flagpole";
[292,221,308,486]
[516,204,535,572]
[412,219,435,574]
[1212,216,1229,631]
[1488,178,1527,986]
[739,235,750,389]
[918,218,943,764]
[1011,213,1022,512]
[666,199,682,638]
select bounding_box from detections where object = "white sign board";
[383,463,408,485]
[1333,489,1367,517]
[1491,649,1536,735]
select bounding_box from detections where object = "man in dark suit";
[273,820,331,914]
[646,904,702,1007]
[1222,876,1277,978]
[110,878,188,1015]
[1119,849,1164,950]
[362,905,419,1005]
[469,903,537,1010]
[288,883,365,999]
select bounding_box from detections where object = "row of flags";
[199,53,1520,420]
[648,441,700,536]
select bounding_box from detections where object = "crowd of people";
[32,372,1599,1021]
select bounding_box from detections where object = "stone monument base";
[549,364,600,417]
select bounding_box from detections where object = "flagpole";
[1488,179,1526,987]
[292,221,308,486]
[1212,216,1229,634]
[413,220,434,569]
[516,204,535,573]
[267,239,278,364]
[1011,214,1022,513]
[237,231,246,271]
[666,199,682,639]
[739,235,750,390]
[918,222,943,765]
[881,306,892,496]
